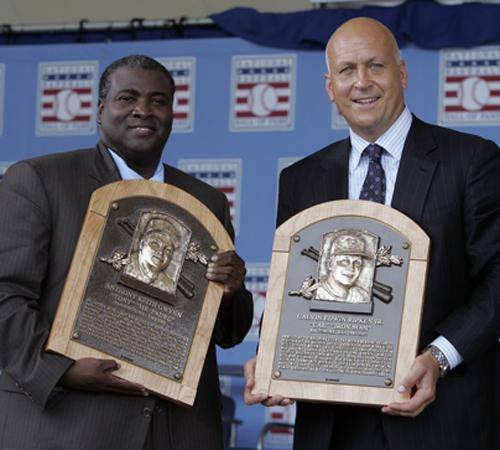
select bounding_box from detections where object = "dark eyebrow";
[115,89,169,97]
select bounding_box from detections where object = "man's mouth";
[352,97,379,105]
[129,125,156,136]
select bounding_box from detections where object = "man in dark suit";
[245,17,500,450]
[0,55,253,450]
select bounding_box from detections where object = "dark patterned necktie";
[359,143,386,204]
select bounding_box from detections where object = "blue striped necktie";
[359,143,386,204]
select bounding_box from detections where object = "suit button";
[142,407,152,417]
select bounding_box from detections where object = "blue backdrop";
[0,35,499,448]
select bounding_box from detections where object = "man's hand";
[206,250,246,298]
[382,350,441,417]
[60,357,148,396]
[243,357,294,407]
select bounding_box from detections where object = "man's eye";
[370,63,384,70]
[339,67,353,75]
[118,96,135,102]
[152,98,167,105]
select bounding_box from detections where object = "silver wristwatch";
[426,345,450,377]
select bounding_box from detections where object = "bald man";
[245,17,500,450]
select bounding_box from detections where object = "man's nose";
[354,68,371,89]
[132,99,152,117]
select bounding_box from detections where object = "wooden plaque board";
[254,200,430,406]
[46,180,233,406]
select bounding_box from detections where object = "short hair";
[99,54,175,100]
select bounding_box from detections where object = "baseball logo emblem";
[440,47,500,125]
[249,83,278,117]
[458,76,490,111]
[54,89,82,121]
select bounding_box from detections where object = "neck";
[127,160,160,179]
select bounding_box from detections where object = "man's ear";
[399,60,409,90]
[97,99,103,125]
[324,73,335,102]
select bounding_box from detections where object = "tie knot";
[364,144,383,162]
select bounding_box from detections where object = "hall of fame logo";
[178,159,242,234]
[0,64,5,136]
[36,61,98,135]
[263,403,296,449]
[157,57,195,133]
[439,47,500,125]
[244,263,269,342]
[230,54,296,132]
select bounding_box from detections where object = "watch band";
[426,344,450,377]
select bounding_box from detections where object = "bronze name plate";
[47,180,233,406]
[254,200,429,406]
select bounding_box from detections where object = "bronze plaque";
[47,180,233,405]
[254,200,429,406]
[73,196,216,381]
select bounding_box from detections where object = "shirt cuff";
[430,336,463,370]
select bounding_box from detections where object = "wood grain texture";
[47,180,233,406]
[255,199,430,406]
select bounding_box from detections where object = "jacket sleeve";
[435,139,500,361]
[213,192,253,349]
[0,162,73,410]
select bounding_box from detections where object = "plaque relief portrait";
[122,211,192,295]
[316,230,377,304]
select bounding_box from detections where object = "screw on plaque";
[174,372,182,381]
[402,241,410,250]
[273,370,282,379]
[293,235,301,243]
[385,378,393,387]
[72,332,80,340]
[111,202,119,210]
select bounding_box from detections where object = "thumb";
[100,359,121,373]
[397,356,426,393]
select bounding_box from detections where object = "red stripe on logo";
[446,75,500,83]
[236,111,288,118]
[41,115,91,123]
[237,82,289,90]
[218,187,235,193]
[445,105,500,112]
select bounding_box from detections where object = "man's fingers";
[104,374,148,395]
[99,359,121,373]
[243,358,264,405]
[382,352,440,417]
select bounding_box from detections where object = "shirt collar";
[107,148,164,182]
[349,106,412,168]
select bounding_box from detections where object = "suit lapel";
[391,117,439,224]
[88,142,122,189]
[314,138,349,204]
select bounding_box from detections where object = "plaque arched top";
[274,200,429,261]
[88,180,234,253]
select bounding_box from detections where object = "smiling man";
[245,18,500,450]
[0,55,253,450]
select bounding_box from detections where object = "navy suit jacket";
[278,117,500,450]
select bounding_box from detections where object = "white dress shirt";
[108,148,164,182]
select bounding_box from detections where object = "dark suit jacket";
[277,117,500,450]
[0,143,253,450]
